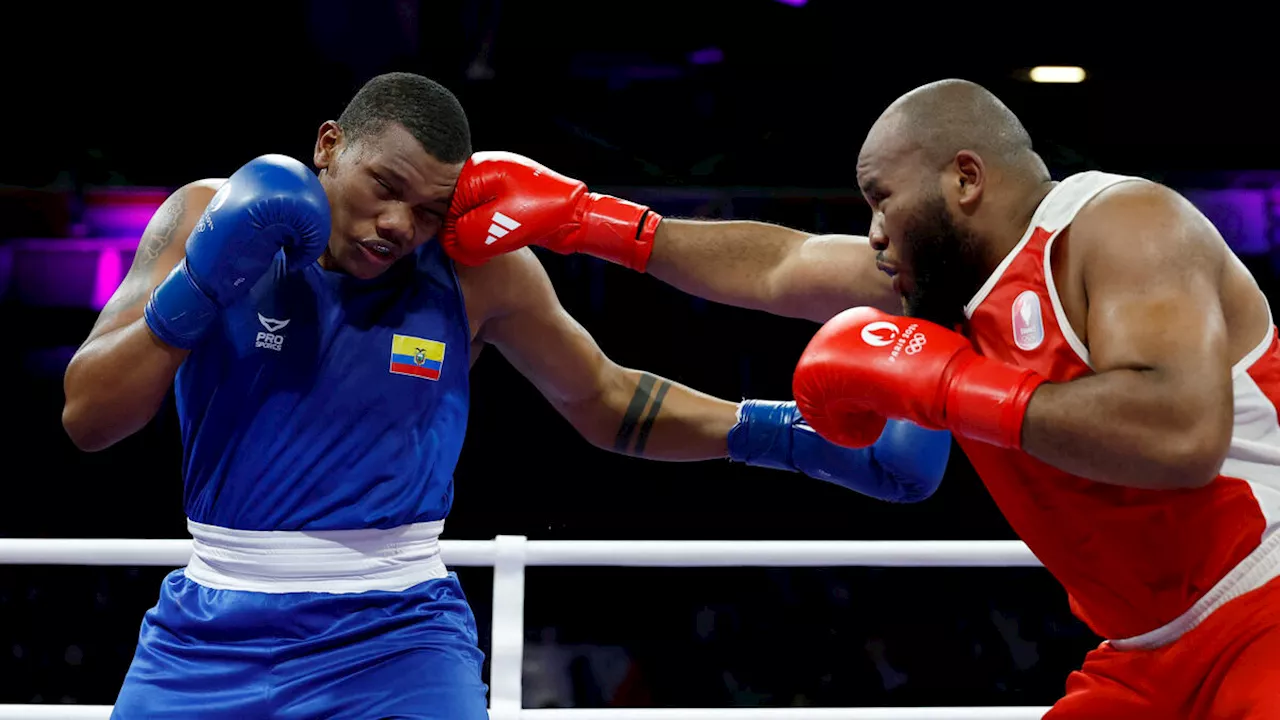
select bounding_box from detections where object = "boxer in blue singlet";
[62,73,952,719]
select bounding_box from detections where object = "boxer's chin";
[332,239,397,280]
[904,256,987,329]
[903,286,968,329]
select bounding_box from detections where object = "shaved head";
[863,78,1045,178]
[857,79,1054,329]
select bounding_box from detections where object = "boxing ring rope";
[0,538,1051,720]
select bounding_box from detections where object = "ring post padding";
[489,534,529,719]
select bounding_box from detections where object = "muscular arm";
[646,219,899,323]
[62,181,218,451]
[477,249,736,459]
[1019,183,1235,489]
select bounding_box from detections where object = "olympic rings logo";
[904,332,927,355]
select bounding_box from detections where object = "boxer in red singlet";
[427,74,1277,714]
[791,79,1280,718]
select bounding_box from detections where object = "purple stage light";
[82,188,167,237]
[1182,187,1279,256]
[0,187,164,309]
[92,246,125,310]
[1,238,139,308]
[774,0,807,6]
[689,47,724,65]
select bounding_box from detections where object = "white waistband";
[1108,527,1280,650]
[183,518,448,594]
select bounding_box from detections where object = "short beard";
[899,193,989,330]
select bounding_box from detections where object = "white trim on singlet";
[964,171,1140,323]
[1108,529,1280,650]
[965,171,1280,649]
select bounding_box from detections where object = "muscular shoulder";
[129,179,225,270]
[185,178,226,202]
[456,248,558,340]
[176,179,227,225]
[1069,179,1224,272]
[167,178,224,220]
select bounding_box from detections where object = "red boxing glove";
[441,151,663,272]
[792,307,1047,450]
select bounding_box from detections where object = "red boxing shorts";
[1045,575,1280,719]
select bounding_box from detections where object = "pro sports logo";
[255,313,290,352]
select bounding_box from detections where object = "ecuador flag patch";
[389,334,446,381]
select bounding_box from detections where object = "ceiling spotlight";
[1029,66,1086,83]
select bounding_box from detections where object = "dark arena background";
[2,2,1278,716]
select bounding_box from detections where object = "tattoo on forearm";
[614,373,671,455]
[614,374,654,451]
[633,380,671,455]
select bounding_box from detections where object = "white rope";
[0,539,1041,568]
[0,708,110,720]
[0,537,1049,719]
[0,707,1050,719]
[521,540,1040,567]
[523,710,1050,719]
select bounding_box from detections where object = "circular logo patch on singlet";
[1012,290,1045,351]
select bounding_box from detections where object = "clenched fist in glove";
[792,306,1047,450]
[440,151,663,272]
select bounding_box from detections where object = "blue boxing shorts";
[110,520,488,720]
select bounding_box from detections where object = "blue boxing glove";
[728,400,951,503]
[144,154,330,350]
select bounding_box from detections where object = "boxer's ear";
[314,120,343,172]
[953,150,985,210]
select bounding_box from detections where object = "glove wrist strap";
[945,357,1046,449]
[143,259,220,350]
[579,194,662,272]
[727,399,794,470]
